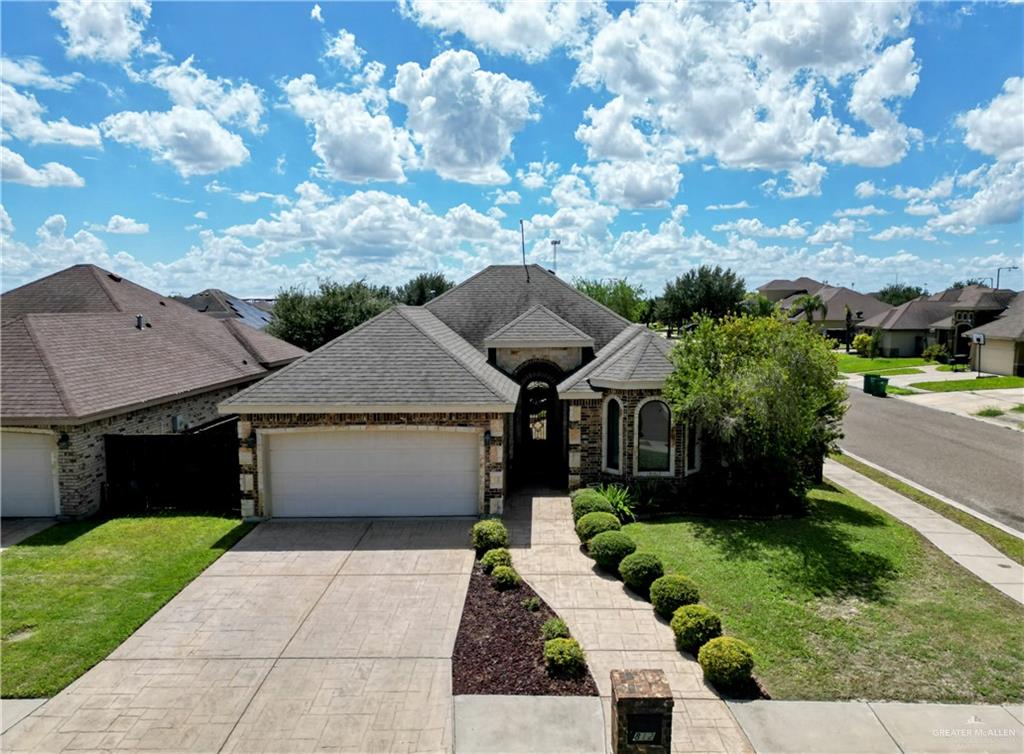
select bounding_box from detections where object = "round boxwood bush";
[650,574,701,619]
[472,519,509,553]
[571,490,615,523]
[491,565,521,590]
[698,637,755,690]
[575,511,621,542]
[541,618,570,640]
[619,552,664,596]
[543,638,586,677]
[480,547,512,573]
[588,531,636,573]
[670,604,722,653]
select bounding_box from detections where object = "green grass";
[1010,404,1024,413]
[1,515,253,698]
[872,367,924,376]
[623,487,1024,703]
[886,385,916,396]
[832,454,1024,566]
[835,355,928,373]
[908,376,1024,392]
[975,407,1006,418]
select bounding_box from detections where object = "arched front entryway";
[510,360,567,488]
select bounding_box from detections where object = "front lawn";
[1,515,253,698]
[835,354,928,373]
[908,376,1024,392]
[622,486,1024,703]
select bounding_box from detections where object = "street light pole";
[996,265,1020,289]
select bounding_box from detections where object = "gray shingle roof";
[780,286,890,323]
[425,265,630,351]
[221,305,519,413]
[558,326,674,397]
[858,299,955,331]
[757,276,822,292]
[484,304,594,348]
[175,289,274,329]
[1,265,305,423]
[964,292,1024,341]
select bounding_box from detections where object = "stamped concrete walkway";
[2,519,473,753]
[824,459,1024,604]
[505,490,753,754]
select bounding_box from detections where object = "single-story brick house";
[221,265,699,518]
[1,264,305,518]
[964,292,1024,376]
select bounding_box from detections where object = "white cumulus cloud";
[0,145,85,187]
[1,57,83,91]
[147,56,265,133]
[712,217,807,239]
[323,29,363,68]
[50,0,152,63]
[0,83,100,146]
[87,214,149,234]
[957,77,1023,163]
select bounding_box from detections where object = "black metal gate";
[104,417,239,515]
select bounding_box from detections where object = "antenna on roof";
[520,219,530,283]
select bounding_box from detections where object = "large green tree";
[267,280,395,351]
[793,293,828,323]
[574,278,648,321]
[876,283,927,306]
[664,315,846,513]
[396,272,454,305]
[658,265,746,330]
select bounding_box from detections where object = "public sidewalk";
[729,700,1024,754]
[823,459,1023,604]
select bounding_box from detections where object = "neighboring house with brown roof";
[778,285,890,340]
[964,292,1024,376]
[1,265,305,518]
[221,265,698,518]
[856,285,1017,357]
[756,276,823,303]
[174,288,274,330]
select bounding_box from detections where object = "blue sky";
[2,0,1022,297]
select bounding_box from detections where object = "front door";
[515,377,565,486]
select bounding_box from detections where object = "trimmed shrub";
[472,520,509,553]
[650,575,701,619]
[543,638,586,677]
[480,547,512,573]
[619,552,664,596]
[576,511,621,542]
[588,531,636,573]
[571,490,615,523]
[670,604,722,653]
[698,637,755,690]
[922,342,950,364]
[491,565,521,590]
[851,332,872,356]
[521,597,541,612]
[541,618,570,640]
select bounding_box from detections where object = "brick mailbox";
[611,669,673,754]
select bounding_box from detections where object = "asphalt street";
[839,386,1024,530]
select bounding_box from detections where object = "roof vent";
[107,273,122,282]
[136,314,144,329]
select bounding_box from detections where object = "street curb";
[836,449,1024,541]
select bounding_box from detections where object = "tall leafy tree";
[876,283,927,306]
[267,280,396,351]
[574,278,648,321]
[664,315,846,513]
[396,272,454,305]
[949,278,985,289]
[658,265,746,330]
[742,292,777,317]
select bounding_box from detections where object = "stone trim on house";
[566,389,691,491]
[236,412,510,518]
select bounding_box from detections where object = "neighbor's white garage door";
[1,431,58,517]
[265,429,480,517]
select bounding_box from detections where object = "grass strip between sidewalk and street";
[908,376,1024,392]
[831,453,1023,566]
[835,355,928,373]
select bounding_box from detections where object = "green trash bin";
[876,376,890,396]
[863,374,878,395]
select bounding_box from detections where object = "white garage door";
[266,429,480,517]
[1,431,57,517]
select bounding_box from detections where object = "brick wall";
[495,346,583,374]
[236,412,509,518]
[567,389,688,491]
[46,386,242,517]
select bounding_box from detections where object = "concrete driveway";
[2,518,473,753]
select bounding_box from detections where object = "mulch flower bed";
[452,563,598,696]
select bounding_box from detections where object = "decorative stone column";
[610,669,673,754]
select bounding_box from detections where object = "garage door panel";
[1,431,57,517]
[266,430,480,517]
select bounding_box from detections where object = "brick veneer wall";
[236,412,510,518]
[42,386,243,517]
[567,389,688,490]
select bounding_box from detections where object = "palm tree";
[794,293,827,324]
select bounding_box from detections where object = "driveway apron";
[2,518,473,754]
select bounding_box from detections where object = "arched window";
[637,399,671,473]
[603,397,622,473]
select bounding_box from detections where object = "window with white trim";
[604,397,622,473]
[637,399,671,472]
[685,422,701,474]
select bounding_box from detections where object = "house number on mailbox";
[627,714,662,745]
